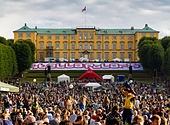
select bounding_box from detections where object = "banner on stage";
[30,63,143,70]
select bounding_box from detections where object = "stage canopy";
[75,68,104,81]
[0,82,19,92]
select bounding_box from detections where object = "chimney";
[131,26,134,30]
[145,24,148,27]
[35,26,37,29]
[25,23,27,26]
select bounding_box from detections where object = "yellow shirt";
[124,94,136,109]
[121,87,136,109]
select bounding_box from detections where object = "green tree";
[7,39,14,47]
[16,39,35,62]
[0,43,17,80]
[138,43,152,68]
[13,42,32,74]
[150,43,164,70]
[138,37,164,72]
[138,37,157,49]
[0,36,7,45]
[161,36,170,51]
[164,47,170,75]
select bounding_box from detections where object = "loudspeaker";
[44,68,47,76]
[129,65,132,74]
[48,65,51,73]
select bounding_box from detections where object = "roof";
[0,82,19,92]
[14,24,159,35]
[75,68,104,81]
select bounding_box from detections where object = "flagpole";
[85,11,86,27]
[82,6,86,27]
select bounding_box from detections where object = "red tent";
[75,68,104,81]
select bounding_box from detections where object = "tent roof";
[85,82,101,87]
[102,75,114,79]
[0,82,19,92]
[58,74,70,78]
[76,68,104,81]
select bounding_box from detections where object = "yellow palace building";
[14,24,159,62]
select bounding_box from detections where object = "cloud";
[0,0,170,39]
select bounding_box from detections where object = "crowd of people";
[0,79,169,125]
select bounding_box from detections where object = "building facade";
[14,24,159,62]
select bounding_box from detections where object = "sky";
[0,0,170,39]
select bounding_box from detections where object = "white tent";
[85,82,101,88]
[102,75,114,83]
[58,74,70,83]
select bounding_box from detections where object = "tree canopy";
[161,36,170,51]
[0,43,18,80]
[138,37,164,71]
[13,42,32,74]
[16,39,35,62]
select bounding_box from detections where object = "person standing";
[120,81,136,125]
[79,95,87,113]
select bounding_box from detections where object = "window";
[39,52,44,60]
[71,35,75,40]
[90,53,93,60]
[128,52,133,60]
[47,51,52,57]
[120,36,124,40]
[120,43,125,50]
[97,53,101,60]
[89,44,93,50]
[113,43,117,50]
[128,36,132,40]
[105,52,109,60]
[64,43,67,50]
[79,43,83,50]
[89,33,93,39]
[112,36,116,40]
[105,43,109,50]
[85,43,88,50]
[97,43,101,50]
[47,43,52,47]
[97,36,101,40]
[79,33,83,39]
[63,35,67,40]
[128,43,132,50]
[55,52,60,59]
[112,52,117,59]
[56,36,59,39]
[27,33,31,37]
[48,36,51,39]
[40,36,44,39]
[84,33,88,39]
[105,36,109,40]
[150,33,154,37]
[142,33,146,37]
[63,52,67,59]
[120,52,124,60]
[40,43,44,50]
[56,43,59,50]
[71,52,75,59]
[18,33,23,37]
[71,43,75,50]
[79,53,83,58]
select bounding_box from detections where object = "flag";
[82,6,86,12]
